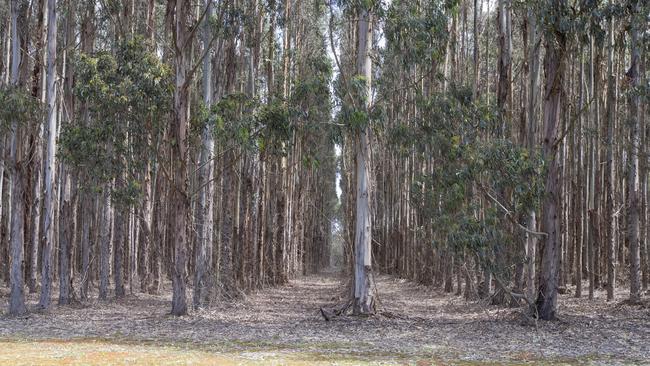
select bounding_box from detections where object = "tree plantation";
[0,0,648,364]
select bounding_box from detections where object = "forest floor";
[1,271,649,365]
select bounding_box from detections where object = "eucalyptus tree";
[605,0,616,301]
[60,38,171,302]
[38,0,58,309]
[626,0,642,304]
[351,1,376,315]
[0,0,645,323]
[193,0,216,310]
[525,2,541,302]
[6,0,29,316]
[536,0,568,320]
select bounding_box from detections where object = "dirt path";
[1,272,649,364]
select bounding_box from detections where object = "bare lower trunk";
[9,159,27,315]
[7,0,27,316]
[219,152,235,299]
[575,51,584,299]
[150,164,163,294]
[605,5,616,301]
[525,8,540,302]
[139,164,153,293]
[169,0,191,316]
[58,170,72,305]
[28,158,41,294]
[28,0,46,295]
[627,2,641,303]
[80,192,91,299]
[99,187,111,300]
[58,0,77,305]
[38,0,58,309]
[536,3,566,320]
[193,0,215,308]
[113,206,125,299]
[352,7,376,315]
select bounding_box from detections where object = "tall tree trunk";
[535,0,566,320]
[640,51,648,291]
[275,0,292,285]
[352,5,376,316]
[525,8,540,301]
[193,0,215,309]
[626,0,641,304]
[27,0,46,295]
[7,0,27,315]
[605,5,616,301]
[38,0,58,309]
[78,0,94,300]
[170,0,191,316]
[575,50,584,298]
[58,0,76,306]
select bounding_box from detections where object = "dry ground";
[1,272,649,365]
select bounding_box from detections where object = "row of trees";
[1,0,648,321]
[1,0,337,316]
[341,0,648,319]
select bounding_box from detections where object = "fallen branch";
[491,275,538,328]
[319,300,352,321]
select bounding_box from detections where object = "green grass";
[0,339,410,365]
[0,339,640,365]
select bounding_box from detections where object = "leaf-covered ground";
[1,272,648,365]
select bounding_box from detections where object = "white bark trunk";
[193,0,215,309]
[353,6,376,315]
[38,0,58,309]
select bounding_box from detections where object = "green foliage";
[206,46,334,162]
[259,101,291,143]
[0,87,41,131]
[476,140,544,214]
[383,0,449,67]
[533,0,635,48]
[60,36,171,206]
[58,125,115,182]
[369,0,546,280]
[335,0,380,13]
[209,93,261,151]
[383,87,544,280]
[289,48,336,167]
[220,1,246,39]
